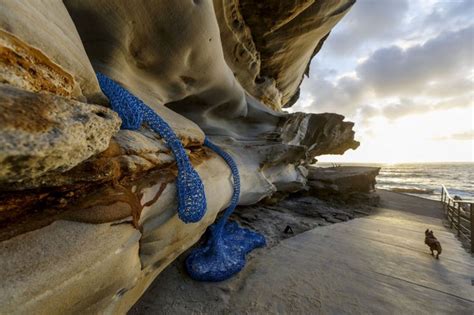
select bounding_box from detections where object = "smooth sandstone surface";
[65,0,241,140]
[0,0,106,103]
[0,154,231,314]
[0,221,141,315]
[0,0,361,313]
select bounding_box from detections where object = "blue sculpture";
[96,73,265,282]
[185,139,266,282]
[96,72,206,223]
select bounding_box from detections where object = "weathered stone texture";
[214,0,355,109]
[0,0,359,313]
[0,85,120,184]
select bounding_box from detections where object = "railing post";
[470,203,473,253]
[448,199,452,228]
[456,202,461,237]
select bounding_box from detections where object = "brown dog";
[425,229,442,259]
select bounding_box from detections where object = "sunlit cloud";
[292,0,474,162]
[321,107,474,163]
[434,130,474,141]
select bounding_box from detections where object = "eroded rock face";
[0,84,120,184]
[0,0,358,313]
[0,30,81,99]
[214,0,356,109]
[280,112,360,158]
[0,0,106,103]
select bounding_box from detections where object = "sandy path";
[130,191,473,314]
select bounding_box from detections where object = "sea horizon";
[317,161,474,165]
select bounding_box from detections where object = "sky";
[288,0,474,163]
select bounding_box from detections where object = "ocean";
[317,162,474,201]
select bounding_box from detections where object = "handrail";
[440,185,473,253]
[441,185,474,203]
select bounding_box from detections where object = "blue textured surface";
[185,139,266,282]
[96,72,265,281]
[185,221,266,282]
[96,72,206,223]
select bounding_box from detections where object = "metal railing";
[440,185,473,253]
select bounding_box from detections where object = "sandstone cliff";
[0,1,357,313]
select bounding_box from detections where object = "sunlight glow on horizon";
[317,106,474,164]
[291,0,474,164]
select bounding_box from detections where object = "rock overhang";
[0,0,358,313]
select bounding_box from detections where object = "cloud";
[381,99,426,120]
[357,25,474,97]
[294,0,474,162]
[423,0,474,34]
[377,95,473,121]
[358,93,474,125]
[355,100,430,124]
[432,94,474,111]
[433,130,474,141]
[423,77,474,98]
[325,0,409,55]
[295,24,474,124]
[295,72,366,117]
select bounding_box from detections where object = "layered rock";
[214,0,355,109]
[306,166,380,199]
[0,0,106,103]
[0,85,120,184]
[0,0,358,313]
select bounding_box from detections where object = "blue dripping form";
[185,139,266,282]
[96,73,265,281]
[96,72,206,223]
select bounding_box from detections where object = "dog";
[425,229,442,259]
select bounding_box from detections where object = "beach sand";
[129,190,473,314]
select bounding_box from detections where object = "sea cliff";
[0,1,359,313]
